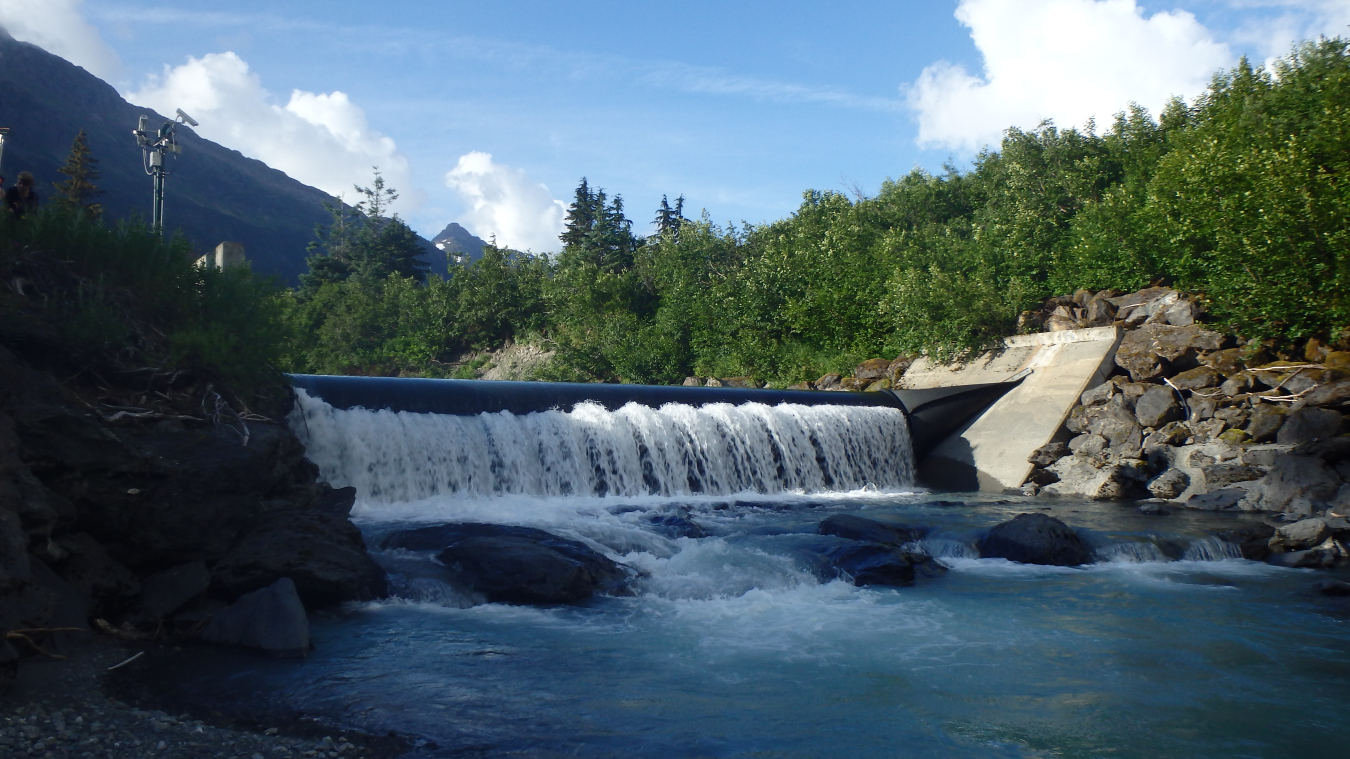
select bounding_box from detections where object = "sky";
[1,1,1347,253]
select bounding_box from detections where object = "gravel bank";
[1,637,412,759]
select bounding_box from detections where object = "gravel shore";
[0,636,412,759]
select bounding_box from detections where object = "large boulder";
[1272,518,1331,551]
[1170,366,1221,391]
[817,543,942,587]
[1135,386,1184,429]
[1276,407,1344,445]
[1115,323,1226,381]
[1240,456,1342,513]
[211,509,388,608]
[1303,379,1350,408]
[139,560,211,620]
[1246,404,1287,442]
[977,514,1093,566]
[853,359,891,381]
[1148,468,1189,500]
[818,514,925,545]
[1042,457,1149,500]
[200,577,309,658]
[1216,523,1276,561]
[384,523,633,605]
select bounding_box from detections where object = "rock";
[818,514,925,545]
[1148,469,1189,499]
[1325,352,1350,374]
[1200,348,1248,378]
[1115,323,1225,381]
[1240,456,1342,513]
[647,515,708,539]
[1314,578,1350,597]
[886,356,915,383]
[1276,407,1344,445]
[1241,444,1292,468]
[1069,433,1108,456]
[51,533,140,619]
[211,509,388,608]
[1026,467,1060,486]
[682,377,703,387]
[814,373,842,391]
[1291,436,1350,463]
[1080,382,1115,407]
[1165,299,1197,327]
[1137,502,1170,515]
[1027,442,1070,467]
[977,513,1093,566]
[1170,366,1221,391]
[786,381,811,391]
[200,577,309,657]
[854,358,891,381]
[721,377,763,389]
[1187,395,1218,421]
[312,485,358,518]
[437,535,631,605]
[1186,488,1248,511]
[1108,286,1174,310]
[1271,518,1330,551]
[1213,405,1250,427]
[1221,371,1257,396]
[1201,463,1265,489]
[1085,296,1117,326]
[818,543,932,587]
[704,378,724,387]
[1089,403,1143,452]
[864,379,892,392]
[139,560,210,619]
[836,377,869,391]
[1143,421,1189,450]
[1217,523,1276,561]
[1267,538,1344,569]
[1246,404,1287,442]
[1046,313,1080,331]
[1186,418,1227,444]
[1217,428,1250,445]
[1135,386,1183,428]
[1042,457,1149,500]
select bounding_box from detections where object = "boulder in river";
[817,514,925,545]
[821,543,931,587]
[200,577,310,658]
[977,513,1093,566]
[382,523,634,605]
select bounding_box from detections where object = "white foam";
[291,390,915,502]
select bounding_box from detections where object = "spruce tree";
[52,129,104,217]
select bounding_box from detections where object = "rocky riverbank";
[1,334,388,681]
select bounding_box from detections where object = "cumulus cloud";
[1225,1,1350,63]
[445,152,566,253]
[906,0,1233,152]
[127,52,417,213]
[0,0,121,78]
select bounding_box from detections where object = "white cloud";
[445,152,566,253]
[1223,1,1350,63]
[906,0,1233,152]
[0,0,121,78]
[127,52,417,213]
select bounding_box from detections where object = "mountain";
[0,27,449,284]
[430,222,487,264]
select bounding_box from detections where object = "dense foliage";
[281,39,1350,385]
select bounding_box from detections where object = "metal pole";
[150,150,165,233]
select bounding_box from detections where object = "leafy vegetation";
[7,38,1346,396]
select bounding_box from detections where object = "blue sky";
[3,1,1347,251]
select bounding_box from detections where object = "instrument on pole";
[132,109,197,234]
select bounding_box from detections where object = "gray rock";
[200,577,310,657]
[140,560,210,619]
[1276,407,1344,445]
[977,513,1093,566]
[1272,518,1330,551]
[437,536,630,604]
[1171,366,1221,391]
[1136,386,1183,428]
[1314,578,1350,597]
[1186,418,1227,444]
[1186,488,1248,511]
[1080,382,1116,407]
[1268,539,1342,569]
[1241,444,1293,468]
[1241,455,1341,513]
[814,542,942,587]
[1213,405,1249,427]
[1042,456,1149,500]
[1221,371,1257,396]
[1069,433,1108,456]
[682,377,703,387]
[1217,523,1276,561]
[1247,404,1287,442]
[1137,501,1171,515]
[1187,395,1218,421]
[1089,403,1144,451]
[1115,323,1225,381]
[1165,299,1197,326]
[818,515,925,545]
[1027,442,1070,467]
[1201,463,1265,489]
[1303,378,1350,408]
[1148,469,1189,499]
[211,508,387,608]
[1143,421,1189,450]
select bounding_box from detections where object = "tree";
[299,168,429,295]
[52,129,104,217]
[653,194,686,242]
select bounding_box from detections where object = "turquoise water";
[157,494,1350,758]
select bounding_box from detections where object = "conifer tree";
[52,129,104,217]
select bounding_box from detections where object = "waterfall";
[290,390,915,502]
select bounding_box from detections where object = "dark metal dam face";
[287,375,1019,462]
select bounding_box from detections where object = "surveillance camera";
[176,108,199,127]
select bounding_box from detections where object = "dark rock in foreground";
[383,523,633,605]
[818,542,947,587]
[818,514,926,545]
[200,577,310,657]
[977,513,1093,566]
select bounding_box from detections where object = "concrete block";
[910,327,1123,491]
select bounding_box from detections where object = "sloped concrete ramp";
[903,327,1123,491]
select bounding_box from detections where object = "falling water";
[290,389,916,502]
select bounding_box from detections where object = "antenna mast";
[133,109,197,234]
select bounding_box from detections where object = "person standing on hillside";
[4,171,39,218]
